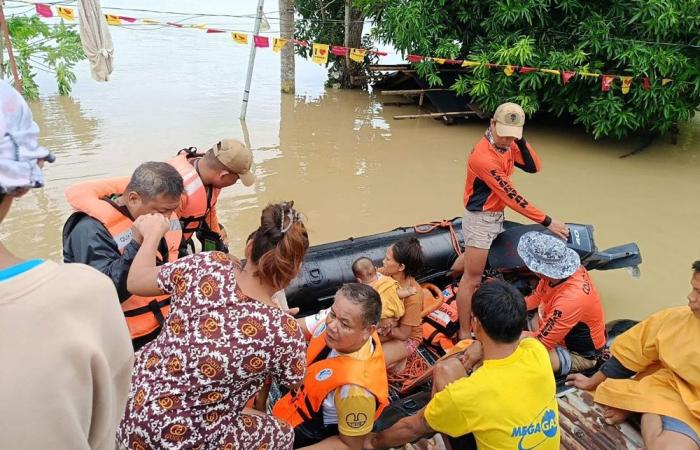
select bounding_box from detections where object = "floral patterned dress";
[117,251,306,450]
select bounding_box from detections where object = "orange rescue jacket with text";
[273,330,390,428]
[65,178,181,339]
[463,137,551,225]
[167,151,221,242]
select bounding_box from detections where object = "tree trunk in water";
[341,0,364,88]
[279,0,295,94]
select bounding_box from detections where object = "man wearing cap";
[167,138,256,256]
[454,102,570,340]
[518,231,607,376]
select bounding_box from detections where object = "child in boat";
[352,256,416,335]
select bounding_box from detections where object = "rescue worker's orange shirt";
[526,266,607,354]
[463,137,550,225]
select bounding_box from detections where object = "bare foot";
[603,406,630,425]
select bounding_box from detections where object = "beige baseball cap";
[493,102,525,139]
[212,138,256,186]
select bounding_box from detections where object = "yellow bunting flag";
[106,15,122,25]
[504,65,515,76]
[350,48,366,63]
[433,58,446,65]
[312,43,329,65]
[662,78,672,86]
[539,69,560,75]
[231,32,249,45]
[462,60,479,67]
[192,23,208,29]
[620,76,633,94]
[272,38,288,53]
[57,7,74,21]
[578,71,600,78]
[142,19,161,25]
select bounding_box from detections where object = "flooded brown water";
[2,0,699,321]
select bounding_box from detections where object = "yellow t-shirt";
[424,338,560,450]
[370,274,405,320]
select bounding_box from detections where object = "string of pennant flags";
[30,2,685,94]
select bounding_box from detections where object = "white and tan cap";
[212,138,256,187]
[493,102,525,139]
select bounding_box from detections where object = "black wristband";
[541,215,552,227]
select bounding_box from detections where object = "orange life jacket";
[64,178,182,339]
[166,151,221,243]
[273,330,389,428]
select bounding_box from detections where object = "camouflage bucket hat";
[517,231,580,279]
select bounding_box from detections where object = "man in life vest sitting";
[168,138,256,256]
[517,231,607,376]
[62,162,184,350]
[273,283,389,449]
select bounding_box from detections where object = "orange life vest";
[273,330,389,428]
[166,151,221,242]
[64,178,182,339]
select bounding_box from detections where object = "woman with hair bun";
[378,237,426,371]
[118,202,310,450]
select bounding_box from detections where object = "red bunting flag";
[368,50,388,56]
[445,59,462,65]
[407,54,424,63]
[253,35,269,48]
[35,4,53,18]
[331,46,348,56]
[167,22,184,28]
[519,66,536,74]
[601,75,614,92]
[290,39,309,48]
[561,71,575,85]
[206,28,225,33]
[643,77,651,90]
[119,16,137,23]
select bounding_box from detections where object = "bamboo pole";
[0,1,21,92]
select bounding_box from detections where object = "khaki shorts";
[462,210,504,249]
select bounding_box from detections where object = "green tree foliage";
[3,16,85,100]
[357,0,700,139]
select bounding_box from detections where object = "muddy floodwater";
[2,0,699,321]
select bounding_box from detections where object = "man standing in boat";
[455,102,569,340]
[167,138,256,256]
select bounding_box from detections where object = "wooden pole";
[240,0,265,120]
[0,1,21,92]
[393,111,477,120]
[380,88,451,95]
[279,0,295,94]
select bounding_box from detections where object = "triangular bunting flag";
[539,69,560,75]
[462,60,479,67]
[407,55,424,63]
[433,58,446,65]
[331,46,348,57]
[141,19,161,25]
[349,48,366,63]
[105,15,122,26]
[504,65,515,76]
[369,50,388,56]
[253,35,269,47]
[485,63,499,69]
[445,59,461,65]
[601,75,614,92]
[561,71,575,85]
[312,43,329,65]
[290,39,309,48]
[272,38,288,53]
[620,76,633,94]
[192,24,208,29]
[119,16,137,23]
[643,77,651,90]
[167,22,184,28]
[519,66,536,74]
[207,28,225,34]
[57,7,74,21]
[578,72,600,78]
[662,78,672,86]
[231,32,249,45]
[35,4,53,18]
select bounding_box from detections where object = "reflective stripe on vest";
[65,178,182,339]
[167,153,221,241]
[272,331,389,428]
